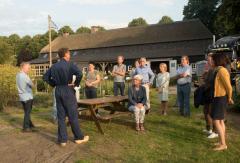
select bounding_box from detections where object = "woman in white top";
[156,63,170,115]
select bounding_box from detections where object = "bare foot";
[213,142,221,146]
[213,145,227,151]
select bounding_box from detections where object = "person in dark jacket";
[128,75,147,131]
[43,48,89,147]
[202,54,218,139]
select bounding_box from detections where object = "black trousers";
[55,86,84,143]
[85,87,99,113]
[21,99,34,129]
[114,82,125,96]
[85,87,97,99]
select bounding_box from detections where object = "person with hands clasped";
[128,75,147,131]
[156,63,170,115]
[210,52,234,151]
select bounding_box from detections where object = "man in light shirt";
[112,55,126,96]
[16,62,35,132]
[176,56,192,117]
[134,57,155,113]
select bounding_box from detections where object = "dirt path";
[0,128,90,163]
[0,109,90,163]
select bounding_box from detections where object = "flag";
[48,15,58,30]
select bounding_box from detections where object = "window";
[40,66,44,75]
[43,54,48,59]
[32,64,50,77]
[128,65,132,71]
[191,63,196,69]
[171,62,176,68]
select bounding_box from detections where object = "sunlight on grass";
[1,90,240,162]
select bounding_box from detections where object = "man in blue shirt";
[16,62,35,132]
[43,48,89,147]
[176,56,192,117]
[134,57,155,113]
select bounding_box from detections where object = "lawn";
[0,89,240,163]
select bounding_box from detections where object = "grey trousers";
[129,105,146,123]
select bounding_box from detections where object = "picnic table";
[77,96,129,134]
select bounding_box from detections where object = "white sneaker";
[203,129,212,135]
[202,129,208,133]
[75,136,89,144]
[207,132,219,139]
[207,129,213,135]
[60,142,67,147]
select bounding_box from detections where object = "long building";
[30,19,213,77]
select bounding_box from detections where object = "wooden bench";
[77,96,129,134]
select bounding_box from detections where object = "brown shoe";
[140,123,145,131]
[75,136,89,144]
[136,123,140,131]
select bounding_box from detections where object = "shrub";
[0,65,19,110]
[36,78,48,92]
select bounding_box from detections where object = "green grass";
[1,91,240,163]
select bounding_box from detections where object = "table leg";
[89,105,104,135]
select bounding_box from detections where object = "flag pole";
[48,15,52,67]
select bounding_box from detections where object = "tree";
[44,29,58,40]
[0,39,14,64]
[128,17,148,27]
[7,34,21,58]
[76,26,91,34]
[183,0,220,32]
[92,26,106,32]
[0,30,60,66]
[214,0,240,36]
[28,30,58,58]
[16,35,32,65]
[19,35,32,48]
[58,26,74,35]
[158,16,174,24]
[28,35,44,59]
[16,48,33,66]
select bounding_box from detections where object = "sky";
[0,0,188,36]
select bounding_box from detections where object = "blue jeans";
[113,82,125,96]
[177,83,191,116]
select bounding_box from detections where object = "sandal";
[136,123,140,131]
[140,123,145,131]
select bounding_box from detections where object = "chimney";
[91,26,100,34]
[63,32,69,37]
